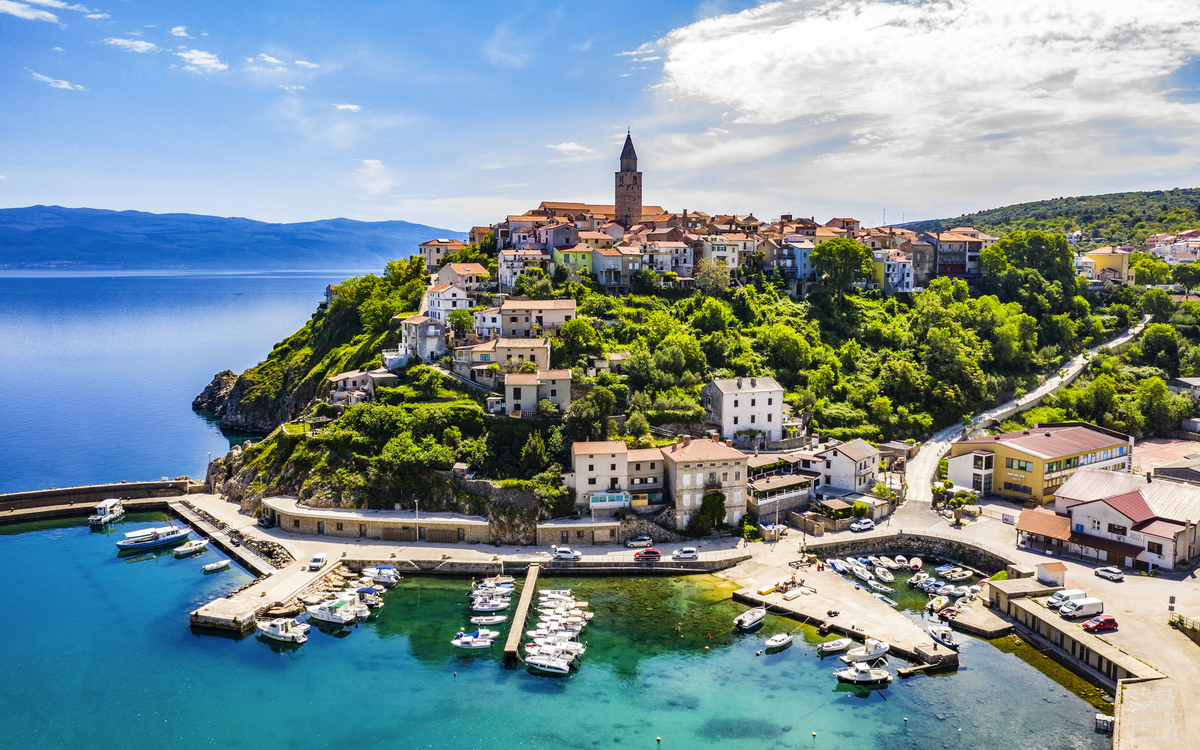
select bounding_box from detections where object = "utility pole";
[415,497,420,542]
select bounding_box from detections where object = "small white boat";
[909,556,923,571]
[944,569,973,582]
[451,630,494,649]
[852,565,874,582]
[482,575,515,587]
[867,556,882,567]
[472,597,511,612]
[257,617,310,643]
[844,637,890,662]
[951,585,971,597]
[539,589,572,597]
[894,555,907,566]
[833,664,892,685]
[874,594,898,607]
[173,540,209,557]
[926,595,950,612]
[877,557,900,570]
[868,580,893,593]
[734,607,767,630]
[818,638,852,653]
[967,584,983,596]
[928,624,960,650]
[88,499,124,526]
[765,633,793,649]
[117,524,190,551]
[307,598,357,625]
[470,615,507,625]
[935,585,955,596]
[202,559,231,573]
[526,654,572,675]
[875,567,894,583]
[935,564,957,574]
[908,571,928,587]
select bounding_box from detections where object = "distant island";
[0,206,465,270]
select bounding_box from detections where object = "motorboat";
[867,556,882,567]
[257,617,310,643]
[873,594,898,608]
[944,570,973,582]
[851,565,874,582]
[116,524,190,551]
[928,625,960,649]
[877,557,901,569]
[926,596,950,612]
[482,575,515,588]
[843,637,890,662]
[843,558,861,569]
[765,633,794,650]
[88,499,124,526]
[828,559,848,574]
[951,585,971,597]
[307,598,358,626]
[472,597,511,612]
[338,594,371,621]
[868,580,893,593]
[967,584,983,596]
[909,557,923,570]
[471,615,507,625]
[935,585,956,596]
[874,568,894,583]
[909,571,928,586]
[937,607,960,621]
[833,665,893,685]
[451,630,495,649]
[356,587,384,610]
[818,638,852,653]
[471,581,512,597]
[856,557,873,568]
[539,589,572,597]
[894,555,908,566]
[935,564,957,574]
[202,559,231,573]
[921,579,944,592]
[734,607,767,630]
[173,540,209,557]
[526,654,572,675]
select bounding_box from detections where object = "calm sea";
[0,271,367,494]
[0,514,1106,750]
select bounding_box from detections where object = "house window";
[768,398,773,405]
[1148,541,1163,555]
[550,389,557,397]
[767,414,772,422]
[588,478,596,485]
[336,523,343,531]
[734,400,739,408]
[588,464,594,472]
[733,416,739,425]
[293,519,300,528]
[610,464,616,471]
[512,387,522,400]
[751,398,756,407]
[1091,519,1101,530]
[650,462,656,469]
[1108,523,1127,536]
[635,463,642,470]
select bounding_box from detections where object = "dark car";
[626,535,654,548]
[1083,615,1118,633]
[634,548,662,561]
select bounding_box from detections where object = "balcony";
[704,479,724,490]
[588,491,630,509]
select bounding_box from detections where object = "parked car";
[308,552,328,571]
[1047,589,1086,609]
[1095,566,1124,582]
[1060,597,1104,619]
[1083,615,1119,633]
[672,547,699,560]
[634,548,662,561]
[626,535,654,548]
[257,515,273,528]
[849,518,875,532]
[552,546,583,561]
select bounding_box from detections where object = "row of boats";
[256,569,393,645]
[736,606,897,686]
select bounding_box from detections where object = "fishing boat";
[481,574,515,588]
[843,557,861,569]
[88,499,124,526]
[856,557,873,568]
[362,566,402,586]
[833,664,893,685]
[451,630,495,649]
[935,584,956,596]
[908,571,928,586]
[852,565,874,582]
[173,540,209,557]
[202,559,231,573]
[967,584,983,596]
[116,524,190,551]
[877,557,900,570]
[944,569,973,582]
[526,654,572,675]
[951,585,971,597]
[935,564,957,574]
[875,567,894,583]
[539,589,572,597]
[928,624,960,649]
[873,594,898,607]
[828,559,848,574]
[909,556,923,570]
[867,556,882,567]
[257,617,310,644]
[843,637,890,662]
[894,555,908,566]
[470,615,507,625]
[926,595,950,612]
[937,607,960,621]
[765,633,794,650]
[818,638,852,653]
[307,598,357,626]
[734,607,767,630]
[868,580,893,593]
[472,597,511,612]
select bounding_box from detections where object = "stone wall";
[0,480,194,512]
[803,531,1014,574]
[619,518,683,544]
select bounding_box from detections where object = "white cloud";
[332,103,361,111]
[279,84,304,94]
[104,37,158,53]
[617,42,655,57]
[25,0,89,10]
[294,60,318,68]
[258,53,285,65]
[52,46,63,51]
[0,1,58,22]
[356,159,397,196]
[655,0,1200,214]
[85,12,107,18]
[484,24,527,68]
[27,68,85,90]
[170,26,189,37]
[546,142,596,156]
[175,49,227,73]
[0,175,7,179]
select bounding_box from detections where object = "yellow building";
[1084,246,1135,286]
[947,423,1132,503]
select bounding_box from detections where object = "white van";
[1047,589,1086,609]
[1060,597,1103,619]
[309,552,328,571]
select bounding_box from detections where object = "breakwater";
[0,479,200,513]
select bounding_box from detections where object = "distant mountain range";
[0,206,465,270]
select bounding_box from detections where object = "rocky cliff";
[192,370,237,416]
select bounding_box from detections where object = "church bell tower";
[615,131,642,228]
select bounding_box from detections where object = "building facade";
[701,376,786,444]
[661,436,749,529]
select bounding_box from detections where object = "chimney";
[751,377,757,388]
[1146,472,1152,483]
[737,378,743,389]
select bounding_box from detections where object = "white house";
[398,315,446,362]
[473,306,502,339]
[426,284,468,323]
[498,298,577,338]
[437,263,489,291]
[812,438,880,493]
[700,376,785,445]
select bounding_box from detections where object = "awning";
[820,498,851,512]
[1067,532,1143,560]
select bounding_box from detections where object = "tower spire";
[615,131,642,228]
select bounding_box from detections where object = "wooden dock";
[504,563,540,661]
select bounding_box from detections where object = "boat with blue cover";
[116,524,190,551]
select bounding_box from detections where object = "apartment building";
[419,239,465,271]
[872,250,915,294]
[498,298,576,338]
[426,284,467,323]
[503,369,572,417]
[451,337,551,381]
[701,376,785,444]
[661,435,749,529]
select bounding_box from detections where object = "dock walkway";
[504,564,540,661]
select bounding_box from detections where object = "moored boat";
[935,564,957,574]
[451,630,495,649]
[526,653,572,675]
[471,615,507,625]
[202,559,231,573]
[928,624,960,649]
[764,633,793,650]
[88,499,124,526]
[926,595,950,612]
[867,580,893,593]
[843,637,890,662]
[852,565,874,582]
[257,617,310,643]
[307,598,357,625]
[173,539,209,557]
[734,607,767,630]
[909,556,923,570]
[908,571,928,586]
[818,638,852,653]
[874,568,894,583]
[828,559,848,574]
[894,555,907,566]
[833,664,892,685]
[116,524,190,551]
[472,597,511,612]
[873,594,898,607]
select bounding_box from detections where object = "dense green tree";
[1136,377,1192,432]
[811,238,872,300]
[1173,263,1200,296]
[1131,254,1172,286]
[691,297,735,334]
[693,258,731,296]
[989,230,1073,284]
[554,317,603,367]
[519,430,549,478]
[625,410,650,438]
[447,308,474,336]
[1140,288,1175,320]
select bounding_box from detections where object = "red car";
[1083,615,1118,633]
[634,548,662,561]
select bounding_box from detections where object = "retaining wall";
[803,531,1015,574]
[0,480,196,512]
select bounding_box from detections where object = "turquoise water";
[0,516,1107,750]
[0,271,365,494]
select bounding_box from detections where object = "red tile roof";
[1092,491,1156,524]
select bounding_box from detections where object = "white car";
[849,519,875,532]
[308,552,328,571]
[551,546,582,561]
[1095,566,1124,582]
[672,547,699,560]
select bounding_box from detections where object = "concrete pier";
[504,564,540,662]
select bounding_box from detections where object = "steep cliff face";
[192,370,237,416]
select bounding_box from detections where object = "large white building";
[426,284,468,323]
[701,376,785,444]
[811,438,880,493]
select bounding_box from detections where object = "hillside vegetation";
[909,188,1200,250]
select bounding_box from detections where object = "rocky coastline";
[193,369,317,433]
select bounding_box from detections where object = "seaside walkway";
[504,564,540,661]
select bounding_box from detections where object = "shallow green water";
[0,518,1107,749]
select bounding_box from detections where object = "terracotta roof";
[628,448,664,462]
[1086,246,1131,256]
[572,440,627,455]
[447,263,487,274]
[1016,508,1071,540]
[748,454,785,469]
[500,298,577,311]
[662,438,746,463]
[420,239,465,246]
[820,498,851,511]
[401,315,435,324]
[428,284,455,293]
[816,438,880,463]
[1039,562,1068,573]
[504,373,540,386]
[750,475,813,492]
[1133,518,1186,538]
[539,369,571,380]
[956,425,1128,460]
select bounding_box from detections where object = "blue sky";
[4,0,1200,230]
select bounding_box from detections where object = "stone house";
[701,376,786,445]
[661,435,749,529]
[451,337,551,384]
[498,298,577,338]
[397,315,446,362]
[503,369,572,417]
